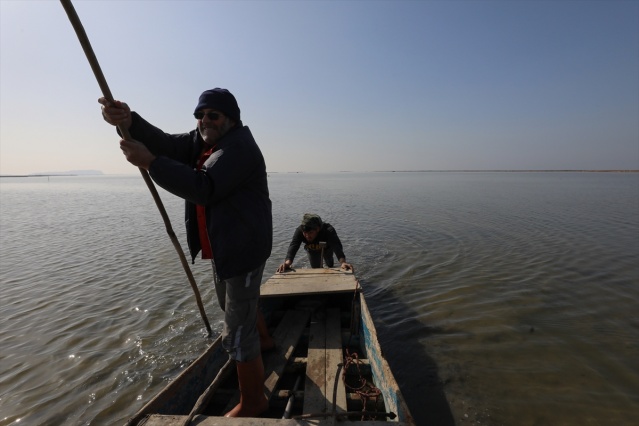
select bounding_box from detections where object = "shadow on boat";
[362,279,456,426]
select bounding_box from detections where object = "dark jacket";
[285,223,345,263]
[126,112,272,280]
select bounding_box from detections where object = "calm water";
[1,172,638,426]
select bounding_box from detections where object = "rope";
[342,349,383,421]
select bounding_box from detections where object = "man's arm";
[277,227,304,272]
[326,225,352,271]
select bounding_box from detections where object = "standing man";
[277,213,353,272]
[99,88,271,417]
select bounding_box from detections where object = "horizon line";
[2,169,639,178]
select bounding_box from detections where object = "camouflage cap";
[301,213,322,230]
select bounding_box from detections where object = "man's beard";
[201,118,233,145]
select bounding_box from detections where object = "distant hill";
[31,170,104,176]
[0,170,105,177]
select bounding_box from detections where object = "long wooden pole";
[59,0,212,337]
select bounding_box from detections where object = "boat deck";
[132,269,414,425]
[260,268,361,297]
[141,416,404,425]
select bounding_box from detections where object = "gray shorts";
[212,262,264,362]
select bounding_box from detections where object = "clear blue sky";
[1,0,637,174]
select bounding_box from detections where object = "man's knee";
[221,264,265,361]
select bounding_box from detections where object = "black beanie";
[194,88,241,123]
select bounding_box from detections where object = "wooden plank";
[130,270,417,425]
[261,270,359,297]
[302,313,326,414]
[264,309,312,397]
[125,338,227,426]
[223,309,311,413]
[140,414,306,425]
[180,359,235,425]
[142,414,415,425]
[359,296,415,425]
[325,308,347,416]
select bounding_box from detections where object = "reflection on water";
[1,172,638,425]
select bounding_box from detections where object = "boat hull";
[126,269,415,425]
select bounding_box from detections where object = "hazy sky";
[1,0,637,175]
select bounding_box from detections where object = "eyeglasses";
[194,111,222,120]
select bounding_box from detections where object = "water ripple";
[1,173,638,426]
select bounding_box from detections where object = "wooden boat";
[126,268,415,425]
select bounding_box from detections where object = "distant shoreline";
[269,169,639,174]
[372,169,639,173]
[0,174,81,178]
[1,170,637,178]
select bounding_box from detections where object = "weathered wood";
[223,309,311,413]
[359,296,414,425]
[325,308,347,416]
[285,356,370,377]
[303,313,327,414]
[264,309,312,397]
[140,415,306,425]
[128,269,415,425]
[284,357,308,374]
[261,269,359,297]
[275,390,383,404]
[142,414,414,425]
[125,338,227,426]
[179,359,234,426]
[302,308,348,420]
